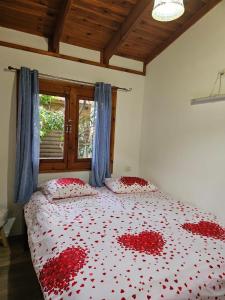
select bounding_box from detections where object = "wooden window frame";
[39,79,117,173]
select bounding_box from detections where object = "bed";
[24,187,225,300]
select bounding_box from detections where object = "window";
[40,94,65,160]
[39,79,116,173]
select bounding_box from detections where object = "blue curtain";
[15,67,40,203]
[90,83,112,187]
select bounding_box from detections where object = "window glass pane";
[39,94,65,159]
[78,99,95,159]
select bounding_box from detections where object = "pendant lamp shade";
[152,0,185,22]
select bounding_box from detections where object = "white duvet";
[24,188,225,300]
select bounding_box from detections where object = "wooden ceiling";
[0,0,222,68]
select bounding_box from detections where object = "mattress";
[24,187,225,300]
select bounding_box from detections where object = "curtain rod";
[6,66,132,92]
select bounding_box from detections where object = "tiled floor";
[0,236,43,300]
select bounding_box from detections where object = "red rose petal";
[57,178,85,186]
[39,246,87,295]
[117,231,165,256]
[182,221,225,241]
[120,177,148,187]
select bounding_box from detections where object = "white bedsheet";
[24,188,225,300]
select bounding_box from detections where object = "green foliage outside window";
[78,113,94,158]
[39,94,64,140]
[40,94,53,106]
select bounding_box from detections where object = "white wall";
[141,1,225,223]
[0,29,145,235]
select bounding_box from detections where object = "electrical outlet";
[124,166,131,172]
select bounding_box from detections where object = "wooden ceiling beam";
[145,0,222,64]
[49,0,73,53]
[102,0,153,64]
[0,40,145,76]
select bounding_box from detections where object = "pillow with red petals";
[105,176,157,194]
[40,178,98,200]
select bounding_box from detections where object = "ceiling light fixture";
[152,0,185,22]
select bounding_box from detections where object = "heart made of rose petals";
[39,246,87,295]
[57,178,85,186]
[120,176,148,186]
[182,221,225,241]
[117,231,165,255]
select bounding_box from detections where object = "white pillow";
[40,178,98,200]
[105,176,157,194]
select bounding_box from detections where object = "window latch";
[66,120,73,133]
